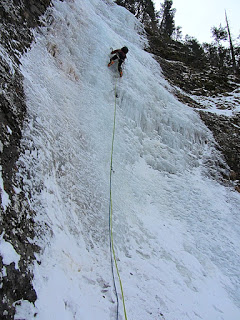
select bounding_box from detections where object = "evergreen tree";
[172,25,182,41]
[211,24,227,44]
[225,11,236,72]
[184,35,205,67]
[202,42,219,67]
[135,0,157,27]
[115,0,157,30]
[235,44,240,71]
[115,0,135,14]
[211,24,229,71]
[159,0,176,38]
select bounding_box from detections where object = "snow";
[0,140,3,152]
[0,165,10,211]
[191,86,240,116]
[0,233,20,268]
[7,125,12,135]
[14,0,240,319]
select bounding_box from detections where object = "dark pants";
[110,55,124,72]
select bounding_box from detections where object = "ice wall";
[16,0,240,319]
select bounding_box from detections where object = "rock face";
[147,36,240,190]
[159,55,240,190]
[157,57,239,97]
[199,112,240,187]
[0,1,51,319]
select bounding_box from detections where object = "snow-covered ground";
[183,77,240,117]
[193,86,240,116]
[6,0,240,319]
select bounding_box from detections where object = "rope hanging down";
[108,80,128,320]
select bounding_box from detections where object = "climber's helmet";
[121,46,129,54]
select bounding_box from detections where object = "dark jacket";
[111,49,126,61]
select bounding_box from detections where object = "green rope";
[109,79,128,320]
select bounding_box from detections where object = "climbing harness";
[108,79,128,320]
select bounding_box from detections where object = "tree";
[135,0,157,28]
[211,24,227,44]
[184,35,205,67]
[144,0,157,29]
[202,42,218,66]
[225,11,236,72]
[115,0,157,30]
[115,0,135,14]
[159,0,176,38]
[235,45,240,71]
[211,24,230,71]
[172,25,182,41]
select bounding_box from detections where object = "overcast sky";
[153,0,240,44]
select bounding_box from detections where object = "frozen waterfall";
[15,0,240,319]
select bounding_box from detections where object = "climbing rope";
[108,79,128,320]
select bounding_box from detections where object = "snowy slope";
[13,0,240,319]
[192,86,240,117]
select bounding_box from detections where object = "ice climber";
[108,46,128,77]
